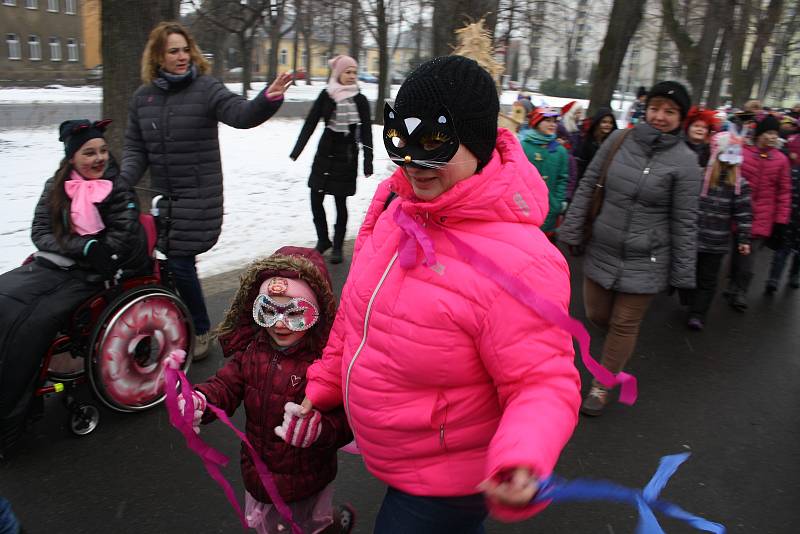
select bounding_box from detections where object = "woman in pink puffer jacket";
[726,114,791,310]
[300,56,581,533]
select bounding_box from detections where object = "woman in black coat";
[122,21,291,360]
[0,120,150,456]
[290,55,373,264]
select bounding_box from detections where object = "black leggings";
[310,190,348,248]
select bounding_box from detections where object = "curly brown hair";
[140,21,209,83]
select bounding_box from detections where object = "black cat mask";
[383,103,460,169]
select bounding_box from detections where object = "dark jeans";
[310,190,348,250]
[767,247,800,286]
[688,252,725,320]
[0,497,21,534]
[166,256,210,335]
[374,487,488,534]
[728,238,764,295]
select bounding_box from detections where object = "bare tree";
[101,0,179,160]
[587,0,647,115]
[190,0,270,96]
[705,25,730,108]
[729,0,784,107]
[522,0,547,87]
[661,0,728,105]
[349,0,362,61]
[264,0,291,81]
[759,4,799,102]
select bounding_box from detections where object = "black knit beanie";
[393,56,499,169]
[58,119,111,159]
[647,81,691,119]
[754,115,780,138]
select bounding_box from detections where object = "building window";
[279,49,288,65]
[25,0,37,8]
[319,53,328,68]
[67,38,77,61]
[49,36,61,61]
[3,0,17,6]
[28,35,41,60]
[47,0,57,11]
[6,34,21,59]
[64,0,74,13]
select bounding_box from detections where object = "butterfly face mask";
[252,294,319,332]
[383,103,460,169]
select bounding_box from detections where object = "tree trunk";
[706,26,730,109]
[268,29,281,81]
[349,0,361,62]
[374,0,388,124]
[587,0,646,116]
[292,4,300,84]
[731,0,783,106]
[661,0,726,105]
[210,32,226,79]
[239,33,253,97]
[328,1,337,57]
[302,26,313,86]
[758,5,799,102]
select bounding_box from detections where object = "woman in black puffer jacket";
[290,55,373,265]
[122,21,291,360]
[0,120,150,456]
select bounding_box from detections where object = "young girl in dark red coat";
[177,247,354,534]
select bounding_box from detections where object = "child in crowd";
[520,106,570,238]
[684,130,752,330]
[177,247,354,533]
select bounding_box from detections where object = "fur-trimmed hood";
[215,246,336,355]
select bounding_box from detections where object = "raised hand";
[266,72,293,100]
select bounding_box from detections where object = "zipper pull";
[643,167,650,175]
[151,121,157,130]
[651,255,656,262]
[439,424,445,447]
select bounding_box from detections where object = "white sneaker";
[193,332,212,361]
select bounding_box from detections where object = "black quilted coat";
[122,73,282,256]
[290,90,373,197]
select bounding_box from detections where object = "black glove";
[364,161,373,176]
[766,223,788,250]
[85,241,119,278]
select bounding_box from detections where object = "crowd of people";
[2,17,800,534]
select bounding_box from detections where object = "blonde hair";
[708,160,739,189]
[140,21,209,83]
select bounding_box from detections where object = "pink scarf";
[64,170,112,236]
[326,78,359,103]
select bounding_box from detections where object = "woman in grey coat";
[122,22,291,360]
[559,81,702,416]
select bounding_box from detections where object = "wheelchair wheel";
[87,286,194,413]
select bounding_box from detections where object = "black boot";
[313,220,332,254]
[330,223,346,264]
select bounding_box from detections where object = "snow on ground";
[0,119,386,278]
[0,82,633,115]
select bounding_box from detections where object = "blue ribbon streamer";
[532,453,726,534]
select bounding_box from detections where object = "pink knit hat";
[258,277,319,310]
[328,55,357,81]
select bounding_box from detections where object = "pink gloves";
[274,402,322,448]
[177,389,206,434]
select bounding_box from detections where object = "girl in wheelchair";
[176,247,355,533]
[0,119,151,456]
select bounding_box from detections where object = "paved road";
[1,242,798,534]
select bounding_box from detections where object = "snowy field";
[0,119,386,277]
[0,81,627,111]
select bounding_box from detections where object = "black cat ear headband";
[383,103,460,169]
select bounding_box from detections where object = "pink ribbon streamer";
[164,367,302,534]
[393,206,438,268]
[64,170,112,236]
[442,230,637,404]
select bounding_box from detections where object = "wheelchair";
[32,210,194,437]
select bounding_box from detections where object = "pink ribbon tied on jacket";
[393,205,438,269]
[64,170,112,236]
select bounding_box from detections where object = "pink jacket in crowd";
[306,128,581,521]
[741,144,792,238]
